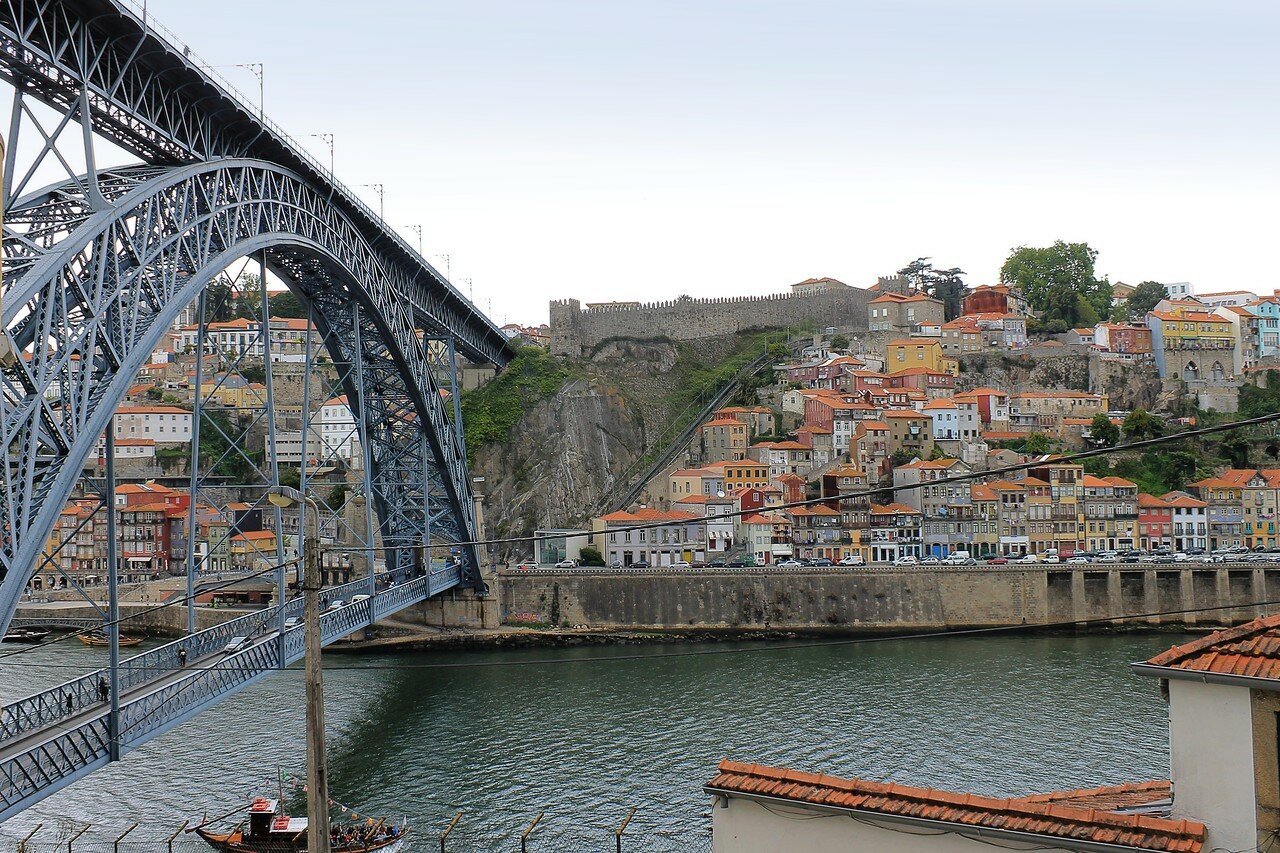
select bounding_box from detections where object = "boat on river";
[77,632,143,647]
[2,628,50,643]
[194,797,408,853]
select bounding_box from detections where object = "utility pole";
[303,515,329,853]
[267,487,329,853]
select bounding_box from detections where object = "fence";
[0,814,711,853]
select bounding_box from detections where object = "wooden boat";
[77,632,144,647]
[2,628,50,643]
[195,798,408,853]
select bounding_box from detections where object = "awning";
[126,557,153,563]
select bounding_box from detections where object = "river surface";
[0,632,1188,849]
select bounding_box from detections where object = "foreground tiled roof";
[1022,781,1172,812]
[1144,613,1280,681]
[707,762,1203,853]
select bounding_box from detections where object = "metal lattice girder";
[0,569,460,822]
[0,159,484,636]
[0,0,510,367]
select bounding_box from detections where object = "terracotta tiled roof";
[1138,493,1170,508]
[1159,492,1207,508]
[921,399,958,409]
[705,762,1203,853]
[1149,310,1229,323]
[870,502,920,516]
[1021,780,1172,812]
[1144,613,1280,681]
[970,484,997,501]
[1104,476,1138,488]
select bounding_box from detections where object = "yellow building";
[723,460,770,491]
[885,339,959,376]
[199,379,268,410]
[1147,307,1235,380]
[229,530,279,568]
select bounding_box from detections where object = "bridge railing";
[0,576,436,818]
[111,0,491,326]
[0,571,403,747]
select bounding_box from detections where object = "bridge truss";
[0,0,512,820]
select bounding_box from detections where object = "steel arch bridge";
[0,0,513,820]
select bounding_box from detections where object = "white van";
[943,550,973,565]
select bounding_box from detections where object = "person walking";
[97,677,109,704]
[177,647,188,668]
[64,692,74,714]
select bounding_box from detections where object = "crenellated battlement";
[549,284,871,355]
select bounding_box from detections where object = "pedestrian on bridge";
[178,647,188,668]
[97,677,109,704]
[64,693,73,714]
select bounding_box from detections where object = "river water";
[0,632,1187,849]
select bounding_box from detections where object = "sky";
[123,1,1280,324]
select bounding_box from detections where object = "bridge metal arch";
[0,158,482,636]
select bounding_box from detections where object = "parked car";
[223,636,252,654]
[610,560,624,569]
[671,560,693,568]
[631,560,651,568]
[1014,554,1038,564]
[514,561,538,571]
[554,559,578,568]
[777,559,803,568]
[283,617,302,631]
[1096,552,1119,564]
[707,559,726,568]
[919,556,942,565]
[838,555,865,566]
[1066,556,1089,564]
[986,557,1009,565]
[892,555,919,566]
[726,560,748,568]
[1041,554,1060,564]
[809,558,835,567]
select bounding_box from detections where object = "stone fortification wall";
[499,566,1277,631]
[550,287,871,356]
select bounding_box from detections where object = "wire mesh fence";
[0,818,712,853]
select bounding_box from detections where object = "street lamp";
[265,485,329,853]
[360,183,384,220]
[308,133,334,174]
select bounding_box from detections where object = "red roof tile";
[1145,613,1280,681]
[706,762,1203,853]
[1022,780,1172,812]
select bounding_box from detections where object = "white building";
[675,495,736,556]
[1163,492,1208,552]
[112,405,192,444]
[318,395,361,465]
[177,316,316,363]
[595,508,706,567]
[709,613,1280,853]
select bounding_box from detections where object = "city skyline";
[128,0,1278,325]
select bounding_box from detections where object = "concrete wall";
[712,797,1065,853]
[1169,679,1257,853]
[498,566,1277,631]
[549,287,872,356]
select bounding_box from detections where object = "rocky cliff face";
[472,376,646,561]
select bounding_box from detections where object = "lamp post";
[266,485,329,853]
[308,133,334,174]
[361,183,384,220]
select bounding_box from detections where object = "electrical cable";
[1,595,1275,673]
[316,408,1280,553]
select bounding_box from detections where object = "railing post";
[167,821,188,853]
[67,825,90,853]
[520,813,543,853]
[17,823,41,853]
[438,811,461,853]
[113,823,138,853]
[614,807,636,853]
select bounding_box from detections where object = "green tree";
[1023,432,1051,455]
[829,334,850,351]
[898,257,968,321]
[1122,408,1164,440]
[999,241,1110,328]
[1089,413,1119,447]
[578,546,605,566]
[1116,280,1167,321]
[270,290,308,319]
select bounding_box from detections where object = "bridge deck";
[0,566,460,822]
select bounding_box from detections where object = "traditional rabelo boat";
[77,632,143,647]
[194,797,409,853]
